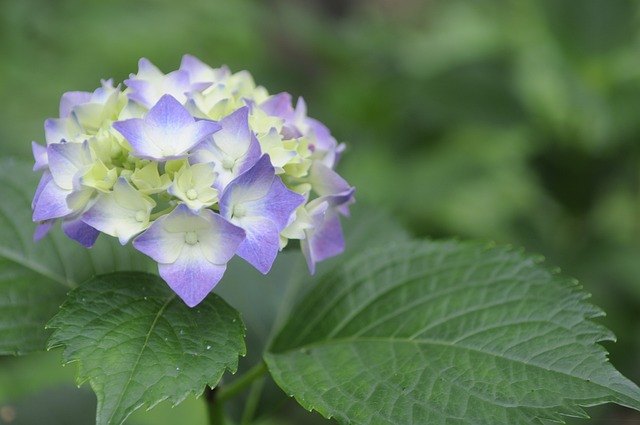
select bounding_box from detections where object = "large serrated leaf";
[265,240,640,424]
[47,271,246,425]
[0,158,153,354]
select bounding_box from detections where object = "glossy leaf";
[265,240,640,424]
[47,272,245,425]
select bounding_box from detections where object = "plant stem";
[205,386,225,425]
[217,360,268,403]
[240,374,266,425]
[204,361,269,425]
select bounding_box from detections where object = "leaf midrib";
[268,336,640,410]
[0,246,71,287]
[104,293,177,424]
[286,244,523,348]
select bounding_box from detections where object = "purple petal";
[136,58,163,78]
[218,155,303,273]
[124,58,165,107]
[126,65,192,108]
[114,95,219,160]
[281,126,302,140]
[93,79,117,103]
[301,201,345,274]
[230,134,262,180]
[196,210,246,265]
[44,118,82,145]
[34,220,54,241]
[221,155,305,230]
[213,107,252,158]
[32,172,52,210]
[59,91,92,118]
[307,117,332,149]
[163,70,192,97]
[306,118,342,167]
[260,93,293,119]
[193,118,261,191]
[335,191,356,217]
[32,178,72,222]
[134,204,245,266]
[133,224,184,264]
[324,187,356,210]
[133,204,209,264]
[192,81,213,93]
[62,218,100,248]
[191,119,222,146]
[134,204,245,307]
[180,55,230,83]
[158,249,227,307]
[149,95,220,157]
[145,94,195,137]
[112,118,161,159]
[124,79,154,107]
[47,141,91,189]
[293,97,307,124]
[235,216,280,274]
[220,155,275,204]
[308,162,355,215]
[252,176,305,230]
[44,119,65,145]
[180,55,209,79]
[309,162,351,197]
[133,217,187,264]
[32,142,48,171]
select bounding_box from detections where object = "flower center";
[184,231,198,245]
[186,188,198,200]
[135,210,147,222]
[233,204,247,218]
[221,156,235,170]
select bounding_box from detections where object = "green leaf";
[0,158,153,354]
[47,271,245,425]
[265,240,640,424]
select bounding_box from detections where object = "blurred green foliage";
[1,0,639,423]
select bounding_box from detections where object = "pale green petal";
[131,162,171,194]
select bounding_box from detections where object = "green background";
[1,0,639,423]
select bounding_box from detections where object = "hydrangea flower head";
[31,55,355,307]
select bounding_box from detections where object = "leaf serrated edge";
[45,271,247,425]
[266,239,640,422]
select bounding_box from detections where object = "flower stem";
[204,361,268,425]
[217,360,268,403]
[240,374,266,425]
[205,386,226,425]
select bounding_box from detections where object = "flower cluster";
[32,56,354,307]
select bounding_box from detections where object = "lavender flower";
[31,56,355,306]
[113,94,220,161]
[133,204,245,307]
[219,155,305,274]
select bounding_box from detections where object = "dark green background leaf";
[265,240,640,424]
[47,272,245,425]
[0,159,153,354]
